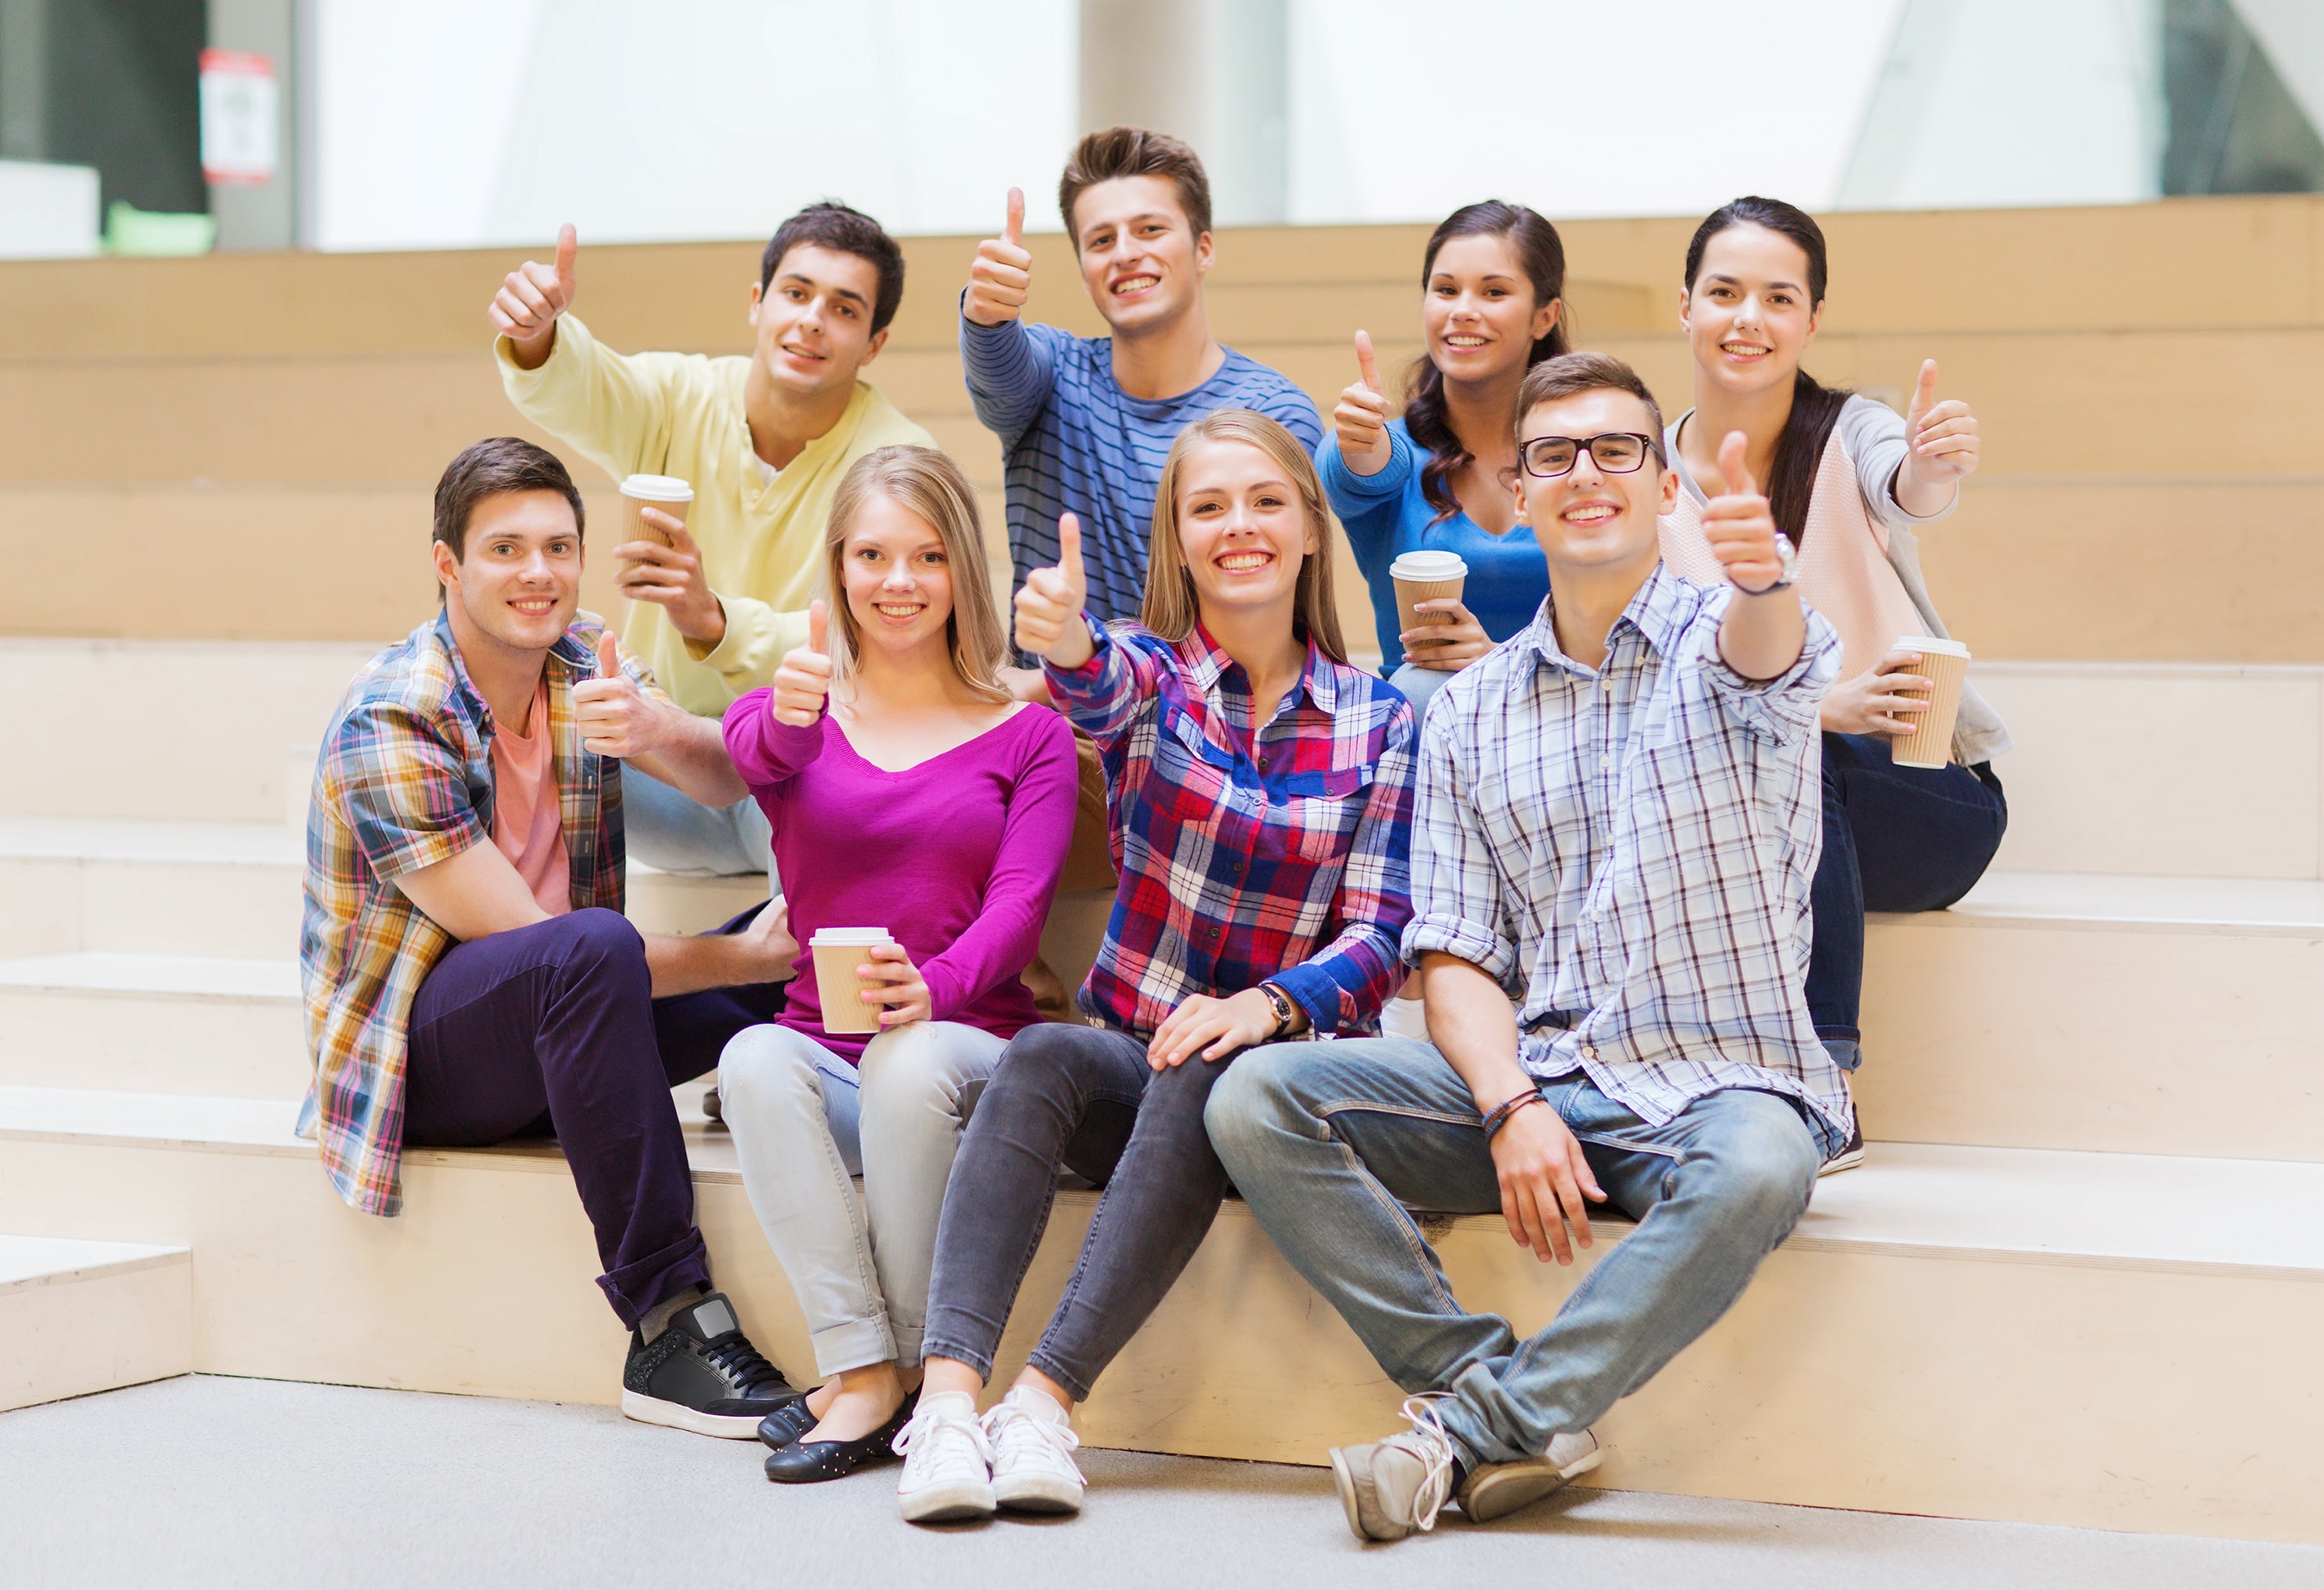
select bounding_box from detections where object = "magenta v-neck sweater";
[723,691,1080,1061]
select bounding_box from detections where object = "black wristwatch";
[1257,982,1297,1038]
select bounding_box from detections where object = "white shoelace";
[1389,1394,1457,1533]
[986,1398,1084,1483]
[895,1399,994,1487]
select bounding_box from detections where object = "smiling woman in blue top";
[1320,201,1568,720]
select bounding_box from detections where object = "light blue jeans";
[1207,1037,1819,1469]
[718,1021,1005,1376]
[623,767,775,885]
[1388,661,1458,726]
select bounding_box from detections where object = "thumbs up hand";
[492,223,579,369]
[1013,514,1095,668]
[965,187,1034,328]
[1703,430,1791,595]
[769,599,835,727]
[1896,358,1980,500]
[1333,329,1394,477]
[573,627,677,758]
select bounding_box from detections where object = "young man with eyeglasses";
[1207,353,1849,1541]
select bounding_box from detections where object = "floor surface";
[2,1375,2317,1588]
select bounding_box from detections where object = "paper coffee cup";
[1389,550,1469,653]
[618,474,693,551]
[809,927,893,1036]
[1890,637,1970,769]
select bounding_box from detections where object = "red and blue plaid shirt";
[1048,619,1414,1040]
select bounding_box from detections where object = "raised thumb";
[1004,187,1025,249]
[595,628,620,681]
[1354,329,1382,393]
[554,223,578,296]
[806,597,830,655]
[1716,430,1756,499]
[1056,513,1084,587]
[1908,358,1938,427]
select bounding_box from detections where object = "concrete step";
[7,644,2319,880]
[0,1083,2315,1543]
[0,869,2313,1157]
[1860,871,2324,1160]
[0,817,767,961]
[0,1232,191,1413]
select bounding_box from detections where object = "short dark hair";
[432,437,584,575]
[1515,353,1668,463]
[1059,125,1211,244]
[759,201,906,335]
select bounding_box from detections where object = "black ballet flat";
[757,1396,819,1450]
[762,1391,918,1484]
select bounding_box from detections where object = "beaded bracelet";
[1481,1090,1545,1141]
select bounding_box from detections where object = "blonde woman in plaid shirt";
[1211,354,1846,1542]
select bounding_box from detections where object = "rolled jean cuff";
[811,1313,899,1379]
[1022,1347,1098,1405]
[890,1320,927,1371]
[919,1331,997,1385]
[598,1228,713,1330]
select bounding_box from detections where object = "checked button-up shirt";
[1404,564,1853,1154]
[1048,619,1415,1040]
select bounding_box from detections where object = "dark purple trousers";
[401,906,785,1328]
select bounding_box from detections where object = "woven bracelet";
[1481,1091,1545,1141]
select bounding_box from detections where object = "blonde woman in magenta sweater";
[1658,198,2010,1171]
[716,447,1078,1482]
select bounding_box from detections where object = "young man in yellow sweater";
[489,201,935,878]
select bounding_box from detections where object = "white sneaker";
[895,1390,996,1524]
[1327,1396,1458,1542]
[985,1387,1086,1515]
[1455,1427,1604,1522]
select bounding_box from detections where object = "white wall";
[309,0,1077,252]
[1286,0,1905,223]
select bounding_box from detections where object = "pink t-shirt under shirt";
[490,681,571,917]
[722,695,1080,1062]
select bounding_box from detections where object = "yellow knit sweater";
[497,315,934,718]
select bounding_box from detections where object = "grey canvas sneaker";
[1327,1397,1459,1543]
[1455,1428,1605,1522]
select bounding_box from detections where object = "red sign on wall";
[200,49,278,186]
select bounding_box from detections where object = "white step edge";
[0,1232,192,1413]
[2,1084,2321,1543]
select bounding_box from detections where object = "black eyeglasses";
[1520,433,1660,478]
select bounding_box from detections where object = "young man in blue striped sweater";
[960,125,1324,671]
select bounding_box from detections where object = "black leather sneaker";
[620,1291,802,1439]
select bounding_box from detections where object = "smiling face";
[1512,388,1676,579]
[434,489,583,654]
[1170,437,1320,622]
[750,242,889,398]
[1680,223,1821,400]
[1070,174,1212,337]
[836,491,956,662]
[1425,232,1560,385]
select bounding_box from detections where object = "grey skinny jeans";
[920,1022,1236,1403]
[718,1020,1004,1376]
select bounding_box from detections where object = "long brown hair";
[822,445,1011,703]
[1683,196,1850,544]
[1404,201,1570,524]
[1141,410,1347,664]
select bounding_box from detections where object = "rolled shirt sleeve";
[1400,700,1524,993]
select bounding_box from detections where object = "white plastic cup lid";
[1390,550,1468,581]
[1896,636,1970,659]
[619,473,695,503]
[810,927,892,946]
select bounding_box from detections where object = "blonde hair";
[1142,410,1348,663]
[823,446,1011,703]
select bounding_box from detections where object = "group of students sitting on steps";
[296,125,2009,1542]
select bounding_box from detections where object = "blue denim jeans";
[1388,660,1458,727]
[1807,732,2006,1058]
[1207,1037,1820,1469]
[623,767,777,885]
